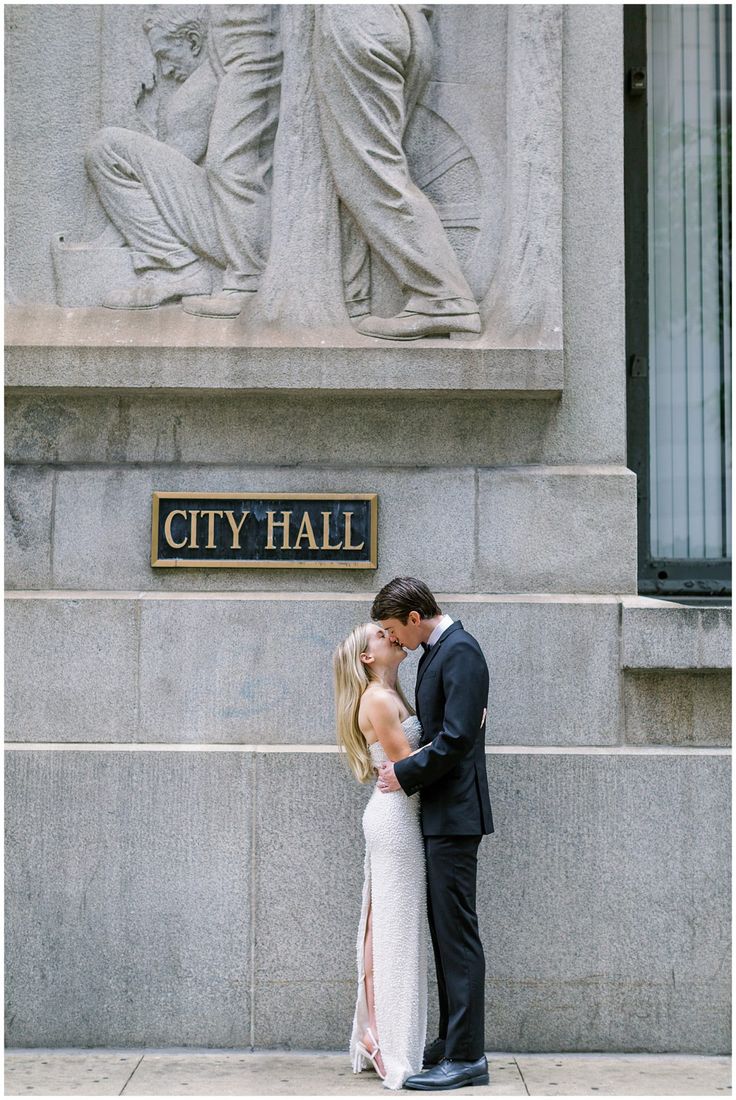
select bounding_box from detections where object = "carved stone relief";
[14,4,562,346]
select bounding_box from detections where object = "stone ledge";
[5,307,563,397]
[621,597,732,670]
[4,591,626,602]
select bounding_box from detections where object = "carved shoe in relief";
[180,289,255,318]
[356,310,482,341]
[102,270,211,310]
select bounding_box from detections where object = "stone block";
[456,598,622,745]
[4,1052,137,1096]
[481,751,731,1052]
[621,601,732,670]
[50,465,476,593]
[251,751,371,1047]
[44,465,639,595]
[137,597,378,745]
[476,466,637,593]
[4,464,54,589]
[514,1054,732,1095]
[4,749,253,1047]
[7,391,565,470]
[5,597,138,742]
[6,393,129,466]
[624,671,731,747]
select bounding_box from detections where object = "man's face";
[379,612,423,651]
[361,623,406,667]
[147,28,201,82]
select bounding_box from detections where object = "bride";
[333,622,428,1090]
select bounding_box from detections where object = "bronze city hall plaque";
[151,492,377,569]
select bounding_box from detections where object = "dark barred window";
[625,5,732,597]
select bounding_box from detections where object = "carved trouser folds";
[85,127,226,274]
[313,6,478,317]
[206,5,282,292]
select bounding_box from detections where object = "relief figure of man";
[182,4,282,317]
[313,6,482,340]
[86,5,281,314]
[86,7,222,309]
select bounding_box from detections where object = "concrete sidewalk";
[4,1050,732,1097]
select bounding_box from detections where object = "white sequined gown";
[349,715,428,1090]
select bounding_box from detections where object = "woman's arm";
[361,691,413,763]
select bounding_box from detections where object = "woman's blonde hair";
[333,623,414,783]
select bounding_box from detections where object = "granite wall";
[5,4,731,1054]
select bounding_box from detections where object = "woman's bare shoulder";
[358,685,402,739]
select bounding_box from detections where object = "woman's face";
[362,623,406,669]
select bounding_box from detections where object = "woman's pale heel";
[355,1026,386,1080]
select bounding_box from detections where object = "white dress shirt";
[427,613,454,648]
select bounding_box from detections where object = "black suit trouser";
[424,834,485,1061]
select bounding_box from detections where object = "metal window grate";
[625,5,732,596]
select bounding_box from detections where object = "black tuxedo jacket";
[394,620,494,836]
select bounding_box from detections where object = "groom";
[372,577,493,1091]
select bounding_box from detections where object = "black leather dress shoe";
[422,1037,446,1067]
[403,1055,489,1090]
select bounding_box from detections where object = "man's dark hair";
[371,576,442,623]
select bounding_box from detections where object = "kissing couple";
[333,577,494,1090]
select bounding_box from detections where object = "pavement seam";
[118,1052,145,1095]
[514,1056,530,1096]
